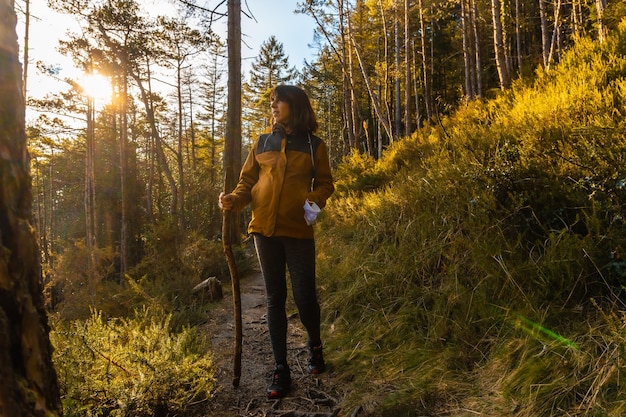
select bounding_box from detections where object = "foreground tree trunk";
[0,0,63,415]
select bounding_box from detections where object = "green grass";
[316,22,626,416]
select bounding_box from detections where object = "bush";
[51,307,215,417]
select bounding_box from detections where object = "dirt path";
[201,271,348,417]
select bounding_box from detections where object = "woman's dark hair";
[270,85,318,133]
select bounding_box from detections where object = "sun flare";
[79,73,112,103]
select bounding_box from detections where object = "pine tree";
[0,0,62,413]
[243,35,297,141]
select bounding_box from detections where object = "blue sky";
[239,0,318,73]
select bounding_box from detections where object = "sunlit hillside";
[316,21,626,416]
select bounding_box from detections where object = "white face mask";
[304,199,320,225]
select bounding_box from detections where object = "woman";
[219,85,334,399]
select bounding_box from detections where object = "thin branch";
[177,0,227,18]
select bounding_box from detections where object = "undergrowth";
[46,221,252,415]
[51,307,215,417]
[316,22,626,416]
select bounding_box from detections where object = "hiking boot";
[267,364,291,399]
[308,343,326,374]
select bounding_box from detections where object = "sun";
[79,73,113,103]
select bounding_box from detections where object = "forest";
[2,0,626,415]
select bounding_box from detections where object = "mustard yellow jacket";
[229,130,335,239]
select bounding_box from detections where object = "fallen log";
[192,276,223,301]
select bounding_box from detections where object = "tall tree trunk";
[539,0,550,67]
[571,0,582,38]
[22,0,29,100]
[546,0,562,70]
[188,78,197,171]
[119,72,129,278]
[0,0,62,414]
[491,0,511,88]
[461,0,476,101]
[515,0,522,74]
[48,148,55,263]
[224,0,242,243]
[225,0,243,386]
[394,2,402,138]
[377,0,392,145]
[209,67,218,184]
[146,127,155,222]
[418,0,433,123]
[472,0,483,98]
[33,159,50,266]
[346,4,360,149]
[404,0,412,136]
[411,39,421,127]
[85,91,97,281]
[339,0,356,151]
[596,0,607,43]
[176,62,186,231]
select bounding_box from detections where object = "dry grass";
[315,24,626,416]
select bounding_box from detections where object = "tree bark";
[119,72,129,277]
[546,0,562,70]
[22,0,29,101]
[404,0,412,135]
[176,60,186,231]
[337,0,357,149]
[596,0,607,43]
[346,1,361,149]
[417,0,433,123]
[571,0,582,38]
[461,0,475,101]
[472,0,483,98]
[0,0,62,414]
[411,39,421,127]
[514,0,522,74]
[394,2,402,138]
[491,0,511,89]
[539,0,550,67]
[376,0,392,145]
[85,90,97,281]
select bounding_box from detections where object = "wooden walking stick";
[223,0,242,388]
[222,171,242,387]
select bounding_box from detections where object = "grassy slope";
[316,23,626,417]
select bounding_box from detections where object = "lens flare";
[515,314,579,350]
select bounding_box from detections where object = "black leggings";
[253,233,322,366]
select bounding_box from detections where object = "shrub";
[51,307,216,417]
